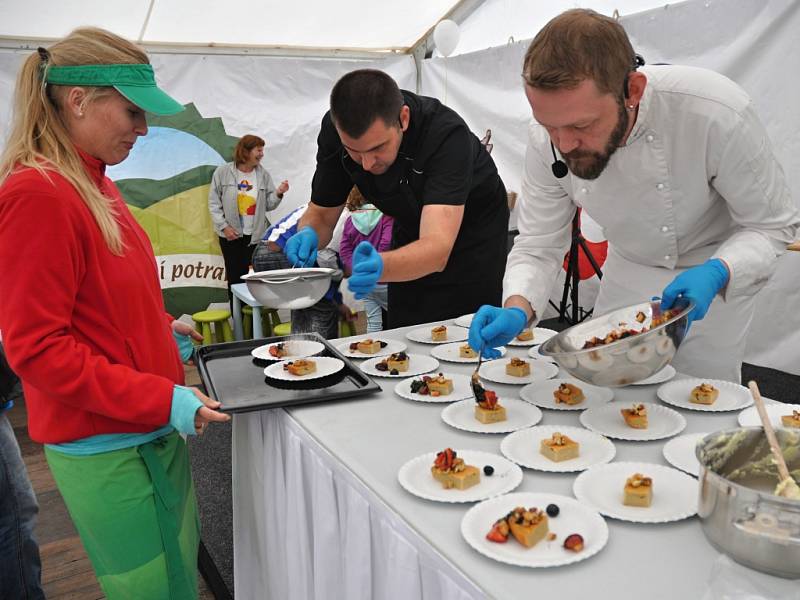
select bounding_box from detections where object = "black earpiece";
[550,142,568,179]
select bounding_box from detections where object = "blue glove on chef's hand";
[661,258,729,329]
[348,241,383,299]
[468,305,528,359]
[284,226,319,268]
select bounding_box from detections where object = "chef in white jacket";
[469,9,799,382]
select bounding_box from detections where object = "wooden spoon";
[748,381,800,500]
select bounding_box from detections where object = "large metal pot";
[696,427,800,579]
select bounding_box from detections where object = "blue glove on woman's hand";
[468,305,528,359]
[348,241,383,299]
[170,385,204,436]
[172,330,195,363]
[284,226,319,268]
[661,258,729,328]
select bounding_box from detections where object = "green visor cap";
[45,63,184,115]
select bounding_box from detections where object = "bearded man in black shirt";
[285,69,509,328]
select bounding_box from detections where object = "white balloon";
[433,20,460,57]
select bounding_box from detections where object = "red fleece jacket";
[0,153,184,443]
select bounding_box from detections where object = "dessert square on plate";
[540,432,580,462]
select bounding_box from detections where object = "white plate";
[507,327,559,347]
[405,325,468,344]
[630,364,676,385]
[430,342,507,364]
[335,338,407,359]
[662,432,709,477]
[657,378,753,412]
[263,356,344,381]
[579,402,687,441]
[359,353,440,378]
[398,449,523,503]
[501,425,616,473]
[573,462,697,523]
[394,373,474,403]
[461,492,609,568]
[528,344,557,362]
[519,378,614,411]
[478,359,559,385]
[454,313,474,328]
[251,339,325,361]
[441,398,543,434]
[738,402,800,428]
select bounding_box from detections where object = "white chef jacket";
[505,65,799,320]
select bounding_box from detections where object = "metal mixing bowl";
[242,268,337,310]
[539,299,692,386]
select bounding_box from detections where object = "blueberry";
[483,465,494,476]
[390,369,399,375]
[546,503,560,517]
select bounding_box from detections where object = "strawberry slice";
[486,523,509,543]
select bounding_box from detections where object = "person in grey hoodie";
[208,134,288,302]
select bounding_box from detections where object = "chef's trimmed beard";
[563,101,629,180]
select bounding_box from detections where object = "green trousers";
[45,432,200,599]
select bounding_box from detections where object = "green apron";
[45,431,200,599]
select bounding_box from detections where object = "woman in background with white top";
[208,134,288,302]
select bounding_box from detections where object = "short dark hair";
[234,134,265,165]
[523,9,636,98]
[330,69,404,138]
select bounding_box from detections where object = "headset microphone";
[550,142,568,179]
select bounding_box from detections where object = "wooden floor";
[9,363,215,599]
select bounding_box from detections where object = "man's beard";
[563,102,629,180]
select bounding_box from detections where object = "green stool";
[273,322,291,336]
[242,306,259,339]
[192,309,234,345]
[339,319,357,337]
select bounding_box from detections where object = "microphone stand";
[549,209,604,325]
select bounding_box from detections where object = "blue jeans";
[0,410,44,599]
[364,284,388,333]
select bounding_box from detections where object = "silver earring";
[628,105,635,110]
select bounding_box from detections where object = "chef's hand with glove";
[468,305,528,359]
[660,258,729,329]
[348,241,383,299]
[284,226,319,268]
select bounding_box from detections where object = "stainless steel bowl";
[242,267,337,310]
[539,299,692,386]
[696,427,800,579]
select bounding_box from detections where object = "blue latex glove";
[172,330,195,363]
[661,258,729,329]
[170,385,204,436]
[468,305,528,359]
[284,226,319,268]
[348,241,383,299]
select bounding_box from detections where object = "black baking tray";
[194,332,382,414]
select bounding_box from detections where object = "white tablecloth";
[231,321,797,600]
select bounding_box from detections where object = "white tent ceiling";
[0,0,675,56]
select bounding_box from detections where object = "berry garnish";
[564,533,584,552]
[390,369,399,375]
[483,465,494,476]
[546,503,560,517]
[378,341,388,348]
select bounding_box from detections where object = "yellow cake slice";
[781,410,800,429]
[431,325,448,342]
[516,328,534,342]
[621,403,648,429]
[430,448,480,490]
[690,382,719,405]
[553,382,585,405]
[386,352,409,372]
[507,506,549,548]
[540,432,580,462]
[459,344,478,359]
[505,357,531,377]
[623,473,653,507]
[356,338,382,354]
[284,359,316,376]
[426,374,453,396]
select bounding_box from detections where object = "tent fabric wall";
[423,0,800,374]
[0,0,796,373]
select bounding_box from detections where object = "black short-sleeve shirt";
[311,90,509,327]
